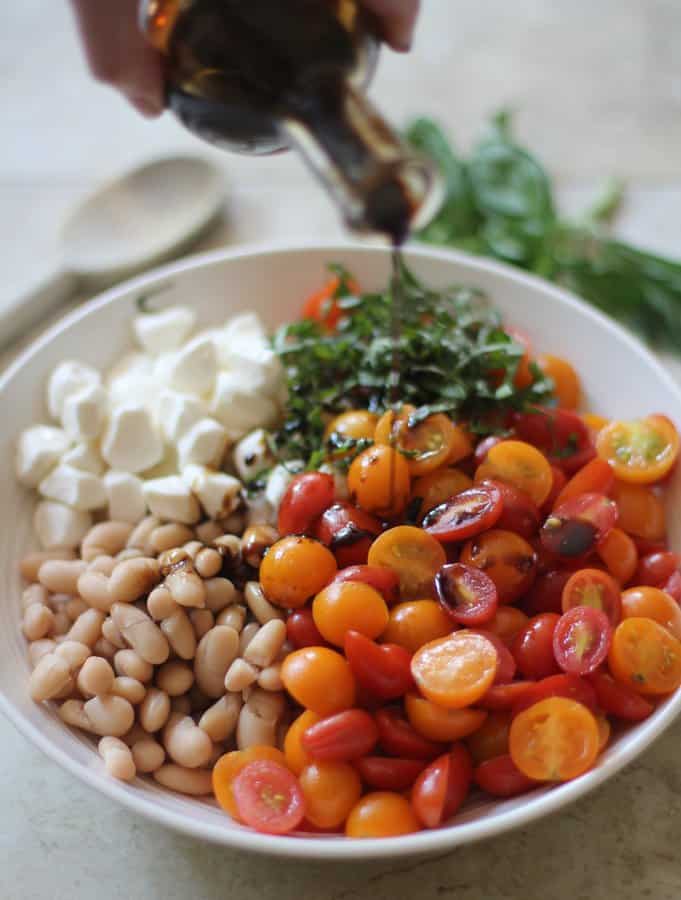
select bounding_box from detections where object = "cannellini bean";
[58,698,91,729]
[194,625,239,698]
[153,764,213,795]
[162,713,214,768]
[48,592,69,612]
[275,639,294,663]
[195,520,223,544]
[126,516,160,554]
[109,557,160,604]
[83,695,135,736]
[189,609,214,639]
[198,694,242,742]
[131,738,165,773]
[22,583,49,610]
[195,548,222,579]
[28,638,56,667]
[121,723,148,747]
[224,658,259,693]
[65,597,89,621]
[156,660,194,696]
[29,654,71,701]
[116,548,145,562]
[241,525,278,568]
[114,649,153,683]
[139,686,171,733]
[89,554,117,576]
[54,640,91,670]
[244,581,284,625]
[243,619,286,668]
[77,570,113,612]
[236,699,278,749]
[93,637,117,660]
[160,608,196,660]
[248,688,286,722]
[111,676,146,705]
[258,664,284,692]
[203,577,238,613]
[158,547,190,575]
[110,602,169,665]
[67,609,105,647]
[98,736,136,781]
[170,695,192,715]
[238,622,260,656]
[165,569,206,609]
[38,559,88,595]
[182,541,203,560]
[102,616,126,649]
[53,676,78,700]
[212,534,241,568]
[150,523,195,553]
[20,549,76,583]
[51,611,72,636]
[81,522,134,561]
[146,586,178,621]
[77,656,115,696]
[216,604,247,632]
[23,604,55,641]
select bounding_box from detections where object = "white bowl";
[2,241,681,860]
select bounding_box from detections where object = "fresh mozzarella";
[61,383,108,441]
[15,425,71,487]
[166,334,217,396]
[156,389,205,443]
[176,417,228,468]
[46,361,101,421]
[61,442,105,475]
[182,464,242,520]
[39,465,106,511]
[103,471,147,523]
[233,428,275,481]
[133,306,196,355]
[244,491,275,527]
[210,371,278,440]
[34,501,92,549]
[101,405,164,473]
[143,475,201,524]
[264,461,305,510]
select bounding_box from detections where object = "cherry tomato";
[434,563,498,627]
[405,693,487,742]
[478,682,536,711]
[345,792,421,837]
[475,754,538,797]
[611,482,666,542]
[445,423,475,465]
[510,696,600,781]
[597,415,680,484]
[512,613,561,680]
[460,529,537,603]
[512,408,594,474]
[332,564,400,605]
[554,458,615,510]
[411,630,498,709]
[367,526,446,601]
[324,409,378,449]
[213,746,288,818]
[586,671,653,721]
[312,580,389,647]
[302,274,357,329]
[474,435,504,467]
[374,406,462,476]
[382,600,454,653]
[298,761,361,829]
[505,325,534,389]
[466,711,512,763]
[281,647,355,715]
[354,757,426,791]
[511,673,598,716]
[301,709,379,762]
[260,536,337,609]
[286,609,327,650]
[543,465,568,513]
[663,570,681,602]
[314,502,382,567]
[596,528,638,585]
[472,629,517,684]
[475,439,554,506]
[561,568,622,626]
[347,445,411,519]
[523,570,572,616]
[635,551,681,587]
[486,606,530,647]
[422,483,503,543]
[412,467,473,519]
[541,493,618,559]
[553,606,612,676]
[536,354,580,409]
[609,617,681,695]
[479,479,541,539]
[374,707,445,760]
[284,711,321,775]
[277,472,335,537]
[411,746,473,828]
[621,586,681,640]
[344,630,414,700]
[231,760,304,834]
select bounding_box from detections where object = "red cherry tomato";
[354,757,426,791]
[663,570,681,603]
[478,682,537,711]
[471,629,517,684]
[542,466,568,513]
[232,761,305,834]
[344,631,414,700]
[315,502,382,567]
[423,484,503,543]
[553,458,616,509]
[434,563,498,627]
[635,551,681,587]
[523,570,572,616]
[513,407,595,473]
[511,673,599,716]
[410,745,473,829]
[301,709,379,762]
[541,493,618,558]
[332,565,400,605]
[483,479,541,539]
[561,568,622,626]
[374,707,446,760]
[474,754,538,797]
[286,608,327,649]
[278,472,335,536]
[474,435,504,467]
[512,613,561,680]
[553,606,612,676]
[586,671,654,721]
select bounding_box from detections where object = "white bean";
[146,586,179,621]
[236,700,276,749]
[170,695,192,715]
[198,694,242,742]
[111,676,146,705]
[83,695,135,737]
[58,698,91,729]
[224,658,259,693]
[156,661,194,696]
[242,619,286,668]
[92,637,117,660]
[65,597,89,622]
[109,557,160,603]
[258,664,284,692]
[22,604,54,641]
[77,570,113,612]
[182,541,203,560]
[131,738,165,773]
[194,625,239,698]
[195,520,224,544]
[98,736,136,781]
[121,722,148,747]
[153,764,213,795]
[89,554,117,576]
[162,713,214,768]
[195,548,222,579]
[239,622,260,656]
[150,523,195,553]
[38,559,87,595]
[126,515,160,554]
[165,570,206,609]
[102,616,126,649]
[116,548,145,562]
[29,653,71,701]
[51,610,72,637]
[114,649,153,683]
[20,549,75,583]
[160,608,196,660]
[203,577,238,613]
[54,640,91,671]
[244,581,284,625]
[213,533,242,565]
[139,687,171,733]
[77,656,115,696]
[216,604,247,632]
[189,608,214,639]
[110,602,169,665]
[82,522,134,562]
[22,583,49,611]
[28,638,56,667]
[66,608,105,647]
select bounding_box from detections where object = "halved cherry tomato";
[367,526,446,600]
[586,671,653,721]
[284,711,321,775]
[541,493,618,558]
[478,681,536,711]
[324,409,378,447]
[374,406,462,476]
[474,435,504,467]
[354,756,426,791]
[467,711,511,763]
[553,606,612,675]
[460,529,537,603]
[277,472,335,537]
[523,570,572,616]
[374,707,445,760]
[286,608,327,650]
[554,458,615,510]
[312,580,389,647]
[411,630,498,709]
[344,630,414,700]
[597,415,680,484]
[635,551,681,587]
[260,536,338,609]
[511,673,598,716]
[345,792,421,837]
[434,563,498,627]
[472,629,517,684]
[512,408,594,474]
[611,482,666,542]
[281,647,355,715]
[422,483,503,543]
[474,754,539,797]
[621,586,681,640]
[405,693,487,742]
[510,697,600,781]
[302,274,357,329]
[298,761,361,829]
[301,709,379,762]
[314,502,382,567]
[412,468,473,519]
[382,600,454,653]
[213,746,289,817]
[231,760,305,834]
[663,570,681,602]
[475,439,554,506]
[596,528,638,585]
[609,617,681,695]
[543,465,568,513]
[561,568,622,626]
[536,354,580,409]
[347,445,411,519]
[512,613,560,680]
[411,746,472,828]
[486,606,530,647]
[333,564,400,605]
[482,479,541,539]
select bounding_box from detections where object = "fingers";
[360,0,421,51]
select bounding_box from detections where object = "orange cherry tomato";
[505,326,533,389]
[553,458,615,510]
[596,715,611,751]
[486,606,530,647]
[446,424,475,465]
[213,746,288,818]
[621,587,681,641]
[374,406,461,476]
[382,600,454,653]
[582,412,610,442]
[536,354,580,409]
[460,529,537,603]
[347,445,411,518]
[611,482,666,542]
[324,409,378,446]
[412,467,473,518]
[596,528,638,585]
[509,697,600,781]
[405,693,487,742]
[561,568,622,626]
[298,761,362,829]
[411,631,498,709]
[281,647,356,715]
[466,711,511,764]
[302,274,357,329]
[367,526,446,601]
[609,617,681,695]
[284,710,322,775]
[597,415,680,484]
[475,440,553,507]
[345,792,421,838]
[260,536,337,609]
[312,580,389,647]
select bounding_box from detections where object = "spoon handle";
[0,269,77,350]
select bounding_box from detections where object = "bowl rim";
[2,238,681,860]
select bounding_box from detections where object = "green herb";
[272,260,553,465]
[406,113,681,352]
